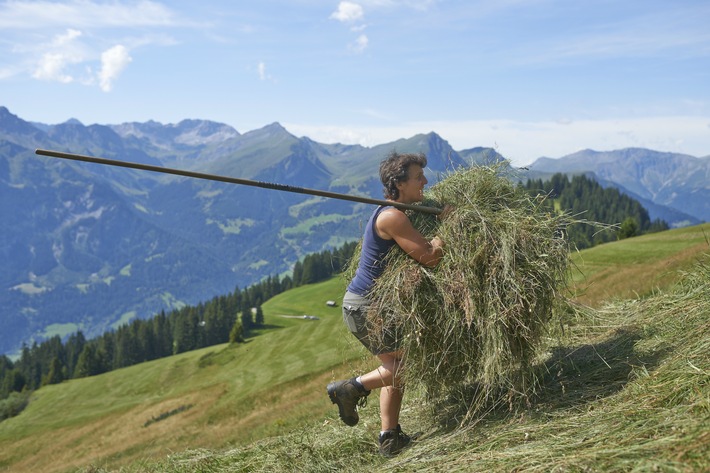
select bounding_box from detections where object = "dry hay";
[354,163,572,425]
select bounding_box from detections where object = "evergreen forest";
[523,173,668,248]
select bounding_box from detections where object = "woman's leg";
[358,351,404,431]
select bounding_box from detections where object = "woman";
[327,151,446,457]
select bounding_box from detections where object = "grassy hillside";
[568,223,709,306]
[0,225,708,472]
[0,277,376,472]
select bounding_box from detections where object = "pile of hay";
[358,164,571,424]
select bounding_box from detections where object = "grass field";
[0,276,375,472]
[0,224,707,472]
[568,223,709,306]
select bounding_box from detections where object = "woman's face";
[396,164,428,203]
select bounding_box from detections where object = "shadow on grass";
[534,326,668,409]
[253,323,284,331]
[425,326,669,432]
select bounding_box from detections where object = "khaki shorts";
[342,291,401,355]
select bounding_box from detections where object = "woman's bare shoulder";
[378,207,408,224]
[376,207,412,239]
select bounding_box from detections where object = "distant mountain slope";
[1,146,238,350]
[529,148,710,224]
[111,118,240,149]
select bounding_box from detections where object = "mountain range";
[1,105,707,355]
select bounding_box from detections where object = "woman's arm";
[376,209,444,268]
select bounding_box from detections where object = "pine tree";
[280,275,293,291]
[229,319,245,344]
[152,311,172,358]
[241,309,253,334]
[3,369,26,395]
[114,324,141,368]
[0,356,14,399]
[64,332,86,379]
[254,305,265,326]
[172,311,196,355]
[292,260,303,286]
[74,344,106,378]
[618,217,639,239]
[99,332,116,371]
[42,356,65,386]
[138,321,157,361]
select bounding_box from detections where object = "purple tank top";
[347,206,397,296]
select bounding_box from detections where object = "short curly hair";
[379,151,428,200]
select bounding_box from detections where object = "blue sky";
[1,0,709,166]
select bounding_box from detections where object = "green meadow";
[569,223,709,305]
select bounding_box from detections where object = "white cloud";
[4,2,173,89]
[31,28,86,83]
[355,0,437,11]
[349,34,369,53]
[33,53,73,82]
[53,28,82,46]
[330,2,364,22]
[98,45,132,92]
[28,33,134,90]
[0,0,179,29]
[5,4,171,90]
[331,2,368,52]
[256,61,276,82]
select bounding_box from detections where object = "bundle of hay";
[358,164,571,424]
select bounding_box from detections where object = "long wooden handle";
[35,148,442,215]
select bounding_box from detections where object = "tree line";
[523,173,669,249]
[0,241,357,421]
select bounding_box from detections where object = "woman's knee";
[378,350,403,362]
[378,352,402,371]
[378,353,405,385]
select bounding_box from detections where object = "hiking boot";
[379,424,412,457]
[326,378,370,426]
